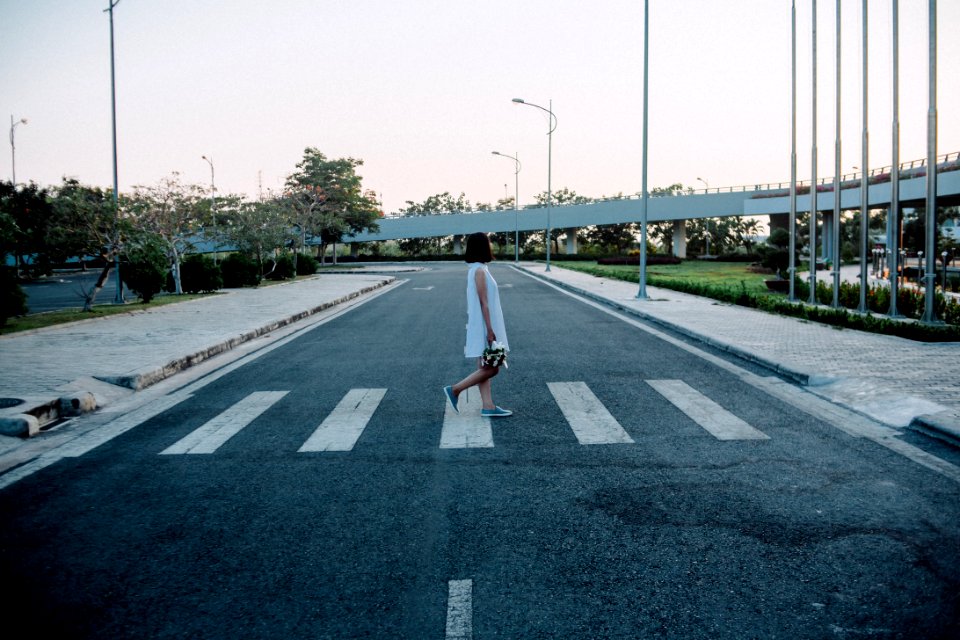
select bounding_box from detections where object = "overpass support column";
[822,211,834,265]
[453,236,462,256]
[672,220,687,259]
[350,243,360,258]
[565,229,578,255]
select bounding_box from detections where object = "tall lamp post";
[637,0,650,300]
[106,0,124,303]
[9,116,27,184]
[920,0,939,324]
[201,155,217,265]
[492,151,521,263]
[512,98,556,271]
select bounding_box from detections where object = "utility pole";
[921,0,939,324]
[106,0,124,303]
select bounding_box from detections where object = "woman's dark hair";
[464,232,494,263]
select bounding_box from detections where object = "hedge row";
[563,263,960,342]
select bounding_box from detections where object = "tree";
[585,222,637,254]
[48,178,128,310]
[649,222,674,255]
[475,196,517,254]
[128,173,204,294]
[0,204,27,323]
[284,148,381,265]
[533,187,593,253]
[731,216,763,253]
[0,180,55,278]
[219,198,295,277]
[640,184,689,255]
[757,227,791,278]
[399,192,471,255]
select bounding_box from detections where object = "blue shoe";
[443,386,459,414]
[481,406,513,418]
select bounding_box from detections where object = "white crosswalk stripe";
[440,391,494,449]
[298,388,387,452]
[547,381,635,445]
[153,380,769,455]
[646,379,770,441]
[445,579,473,639]
[160,391,289,455]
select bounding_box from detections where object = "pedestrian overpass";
[345,153,960,257]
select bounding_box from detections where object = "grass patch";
[554,260,773,295]
[1,293,214,335]
[550,260,960,341]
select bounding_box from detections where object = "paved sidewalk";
[516,262,960,445]
[0,272,398,435]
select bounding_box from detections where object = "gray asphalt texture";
[1,264,958,638]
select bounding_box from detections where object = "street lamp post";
[790,0,799,302]
[637,0,650,300]
[831,0,842,309]
[921,0,939,324]
[201,155,217,265]
[492,151,521,263]
[512,98,556,271]
[105,0,124,303]
[9,116,27,184]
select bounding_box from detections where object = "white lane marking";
[440,392,493,449]
[547,381,634,445]
[413,286,435,290]
[160,391,288,455]
[446,579,473,640]
[298,388,387,452]
[647,379,769,441]
[0,393,192,491]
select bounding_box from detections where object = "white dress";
[464,263,509,358]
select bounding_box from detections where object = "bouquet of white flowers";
[481,341,508,368]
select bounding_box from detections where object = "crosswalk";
[156,380,775,455]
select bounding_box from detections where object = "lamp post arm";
[513,99,557,133]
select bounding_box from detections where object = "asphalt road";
[2,263,958,638]
[21,269,124,313]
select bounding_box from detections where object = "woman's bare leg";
[451,362,498,407]
[477,377,494,409]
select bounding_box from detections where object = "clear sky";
[2,1,958,215]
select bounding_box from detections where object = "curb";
[0,277,395,437]
[909,412,960,448]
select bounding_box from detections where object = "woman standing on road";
[443,232,512,417]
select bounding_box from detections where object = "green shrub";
[756,229,790,277]
[122,240,168,303]
[295,253,319,276]
[220,253,260,288]
[179,254,222,293]
[266,253,296,281]
[841,242,856,263]
[0,267,27,326]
